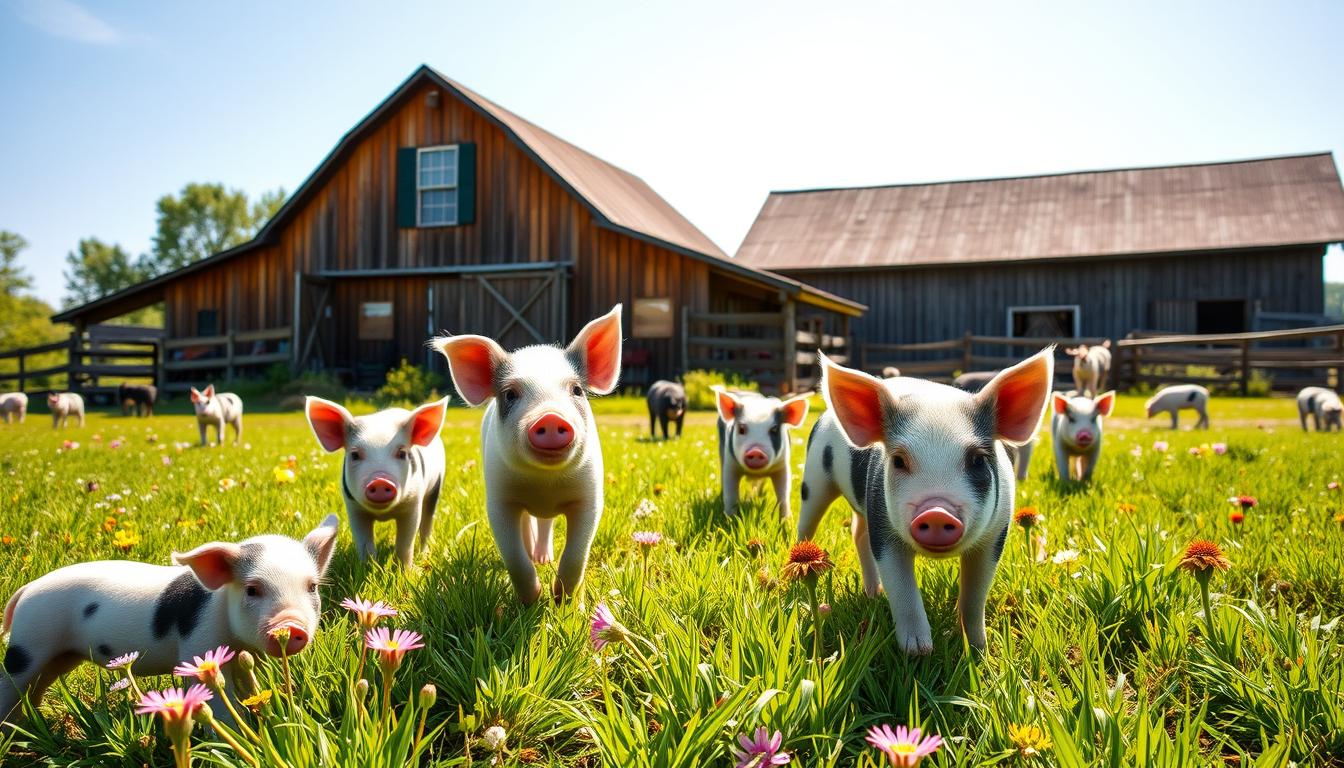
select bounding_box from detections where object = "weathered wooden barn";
[52,65,862,392]
[735,154,1344,358]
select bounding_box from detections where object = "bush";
[682,369,760,411]
[376,359,443,407]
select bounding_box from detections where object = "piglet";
[305,397,447,569]
[646,380,686,440]
[1066,341,1112,397]
[715,388,810,519]
[118,383,156,417]
[798,349,1052,653]
[0,393,27,424]
[191,385,244,446]
[433,305,622,604]
[0,515,340,722]
[48,392,84,429]
[1144,384,1209,429]
[1051,391,1115,482]
[1296,386,1343,432]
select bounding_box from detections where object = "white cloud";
[15,0,122,44]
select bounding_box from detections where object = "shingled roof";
[735,152,1344,271]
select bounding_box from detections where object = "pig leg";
[349,511,377,560]
[197,420,209,447]
[1312,411,1322,432]
[1196,406,1209,430]
[231,417,242,446]
[1300,408,1310,432]
[531,516,555,564]
[797,460,839,541]
[393,510,420,569]
[649,412,657,439]
[1169,410,1178,430]
[675,415,683,438]
[554,502,599,600]
[416,480,441,557]
[957,538,1003,651]
[851,514,881,597]
[1054,444,1071,482]
[770,468,792,521]
[660,415,669,440]
[489,502,541,603]
[721,458,742,517]
[1079,446,1100,482]
[876,545,933,655]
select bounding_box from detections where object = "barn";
[52,65,863,393]
[735,153,1344,360]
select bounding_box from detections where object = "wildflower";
[865,723,942,767]
[1334,513,1344,526]
[746,538,765,556]
[1212,442,1228,455]
[109,677,131,693]
[1128,444,1142,457]
[136,684,214,766]
[632,531,662,548]
[365,627,425,673]
[1013,507,1041,529]
[173,645,235,687]
[273,467,296,485]
[482,725,508,752]
[731,727,791,767]
[817,603,832,618]
[652,483,666,496]
[112,529,140,550]
[780,541,833,583]
[517,747,543,763]
[1328,481,1340,491]
[106,651,140,670]
[755,567,778,591]
[1229,509,1245,525]
[219,478,236,491]
[340,597,399,630]
[286,455,298,469]
[85,480,100,493]
[161,456,172,466]
[109,439,123,450]
[590,602,629,650]
[1116,502,1136,514]
[418,684,437,708]
[240,689,273,713]
[1051,549,1080,565]
[1152,440,1169,452]
[1007,722,1052,758]
[1228,495,1257,509]
[1188,446,1203,457]
[633,498,657,519]
[1180,540,1231,574]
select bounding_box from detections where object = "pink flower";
[365,627,424,672]
[340,597,398,630]
[109,677,131,693]
[590,602,628,650]
[1152,440,1169,453]
[632,530,663,547]
[1212,443,1227,455]
[135,684,213,724]
[1328,481,1340,492]
[106,651,140,670]
[109,439,123,450]
[1228,495,1257,509]
[866,723,943,767]
[732,726,791,767]
[173,645,235,687]
[162,455,172,466]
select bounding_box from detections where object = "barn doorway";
[429,264,570,353]
[1007,305,1080,338]
[1196,299,1247,334]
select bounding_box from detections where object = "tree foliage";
[0,232,67,385]
[63,238,150,306]
[150,182,285,272]
[1,231,34,297]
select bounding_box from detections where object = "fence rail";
[0,325,161,397]
[681,309,848,394]
[161,327,291,390]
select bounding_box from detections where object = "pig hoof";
[531,543,554,564]
[901,636,934,656]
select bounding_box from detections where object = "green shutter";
[396,147,418,228]
[457,142,476,225]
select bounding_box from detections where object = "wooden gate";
[430,264,569,351]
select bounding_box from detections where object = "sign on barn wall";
[359,301,394,340]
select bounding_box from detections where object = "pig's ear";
[305,396,353,452]
[173,542,242,590]
[406,398,448,447]
[303,514,341,575]
[432,335,508,407]
[980,347,1054,444]
[203,384,215,399]
[1094,390,1116,417]
[1052,392,1071,415]
[820,354,894,449]
[190,387,202,403]
[713,386,741,423]
[779,393,811,428]
[568,304,623,395]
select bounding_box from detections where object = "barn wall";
[783,246,1325,348]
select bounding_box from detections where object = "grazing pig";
[1051,391,1115,482]
[1296,386,1343,432]
[191,385,244,446]
[798,350,1053,653]
[1066,341,1112,397]
[118,383,157,417]
[433,305,622,604]
[305,397,447,569]
[1144,384,1209,429]
[715,388,811,520]
[0,393,28,424]
[0,515,340,723]
[881,366,902,378]
[47,392,84,429]
[646,380,687,440]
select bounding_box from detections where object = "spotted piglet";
[1051,391,1115,482]
[798,350,1053,654]
[305,397,447,570]
[715,388,811,520]
[0,515,340,722]
[433,305,622,604]
[191,385,244,446]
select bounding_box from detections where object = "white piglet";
[47,392,84,429]
[0,393,27,424]
[191,385,244,446]
[1144,384,1210,429]
[1296,386,1343,432]
[1051,391,1115,482]
[1066,341,1112,397]
[433,305,622,604]
[799,350,1053,654]
[714,388,810,519]
[305,397,447,570]
[1,515,340,722]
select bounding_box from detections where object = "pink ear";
[821,355,891,448]
[407,398,448,447]
[779,394,811,427]
[981,348,1055,443]
[568,305,623,395]
[203,384,215,399]
[303,514,341,575]
[433,335,507,407]
[1094,391,1116,417]
[305,396,352,452]
[190,388,202,403]
[714,387,740,422]
[1052,392,1070,415]
[172,542,242,590]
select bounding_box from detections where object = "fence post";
[782,300,797,395]
[680,306,690,376]
[226,332,236,382]
[68,327,81,394]
[961,331,973,373]
[1239,339,1250,396]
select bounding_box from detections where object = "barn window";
[417,146,459,226]
[632,297,674,338]
[1007,305,1079,338]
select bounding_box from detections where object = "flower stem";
[1199,576,1216,641]
[209,720,258,766]
[805,581,822,661]
[171,741,190,768]
[280,649,293,700]
[413,702,429,756]
[213,683,259,743]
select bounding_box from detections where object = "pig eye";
[968,451,989,469]
[245,583,263,599]
[503,389,519,404]
[307,580,318,594]
[570,383,584,397]
[397,448,409,460]
[349,449,363,462]
[891,453,908,471]
[737,424,747,436]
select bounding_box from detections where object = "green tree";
[0,233,68,385]
[150,182,285,273]
[63,238,150,306]
[0,231,32,296]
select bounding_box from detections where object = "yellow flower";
[101,517,118,533]
[1008,723,1052,757]
[240,689,274,713]
[111,529,140,551]
[273,467,296,485]
[1116,502,1136,514]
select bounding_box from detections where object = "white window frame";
[1006,304,1080,338]
[416,145,460,227]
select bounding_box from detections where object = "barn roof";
[55,65,861,324]
[734,152,1344,271]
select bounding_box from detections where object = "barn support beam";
[782,299,797,394]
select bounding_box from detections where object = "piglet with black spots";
[646,380,687,440]
[715,388,811,519]
[0,515,340,722]
[191,385,244,446]
[798,349,1053,654]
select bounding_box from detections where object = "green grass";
[0,394,1342,766]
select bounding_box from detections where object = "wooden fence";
[0,324,161,399]
[161,327,291,392]
[681,309,847,394]
[861,332,1108,383]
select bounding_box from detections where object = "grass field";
[0,394,1342,766]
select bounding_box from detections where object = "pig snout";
[264,615,312,655]
[909,501,964,552]
[364,475,399,506]
[742,445,770,470]
[1074,429,1095,446]
[528,412,575,452]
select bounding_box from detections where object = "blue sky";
[2,0,1342,308]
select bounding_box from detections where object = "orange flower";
[1179,540,1230,574]
[1014,507,1041,528]
[781,540,834,582]
[1229,510,1245,525]
[1116,502,1136,514]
